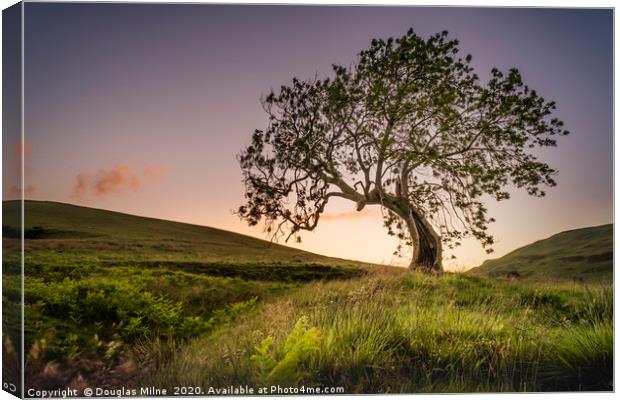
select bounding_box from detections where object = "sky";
[7,4,613,270]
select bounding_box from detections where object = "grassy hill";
[3,200,367,268]
[469,224,613,282]
[2,201,613,393]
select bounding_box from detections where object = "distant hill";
[2,200,369,270]
[469,224,613,282]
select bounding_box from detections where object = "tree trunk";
[389,202,443,273]
[407,214,443,273]
[361,191,443,273]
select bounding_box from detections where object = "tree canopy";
[237,29,568,272]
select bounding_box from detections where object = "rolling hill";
[469,224,613,282]
[2,200,369,271]
[2,200,613,393]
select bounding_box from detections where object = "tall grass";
[139,269,613,392]
[538,322,612,390]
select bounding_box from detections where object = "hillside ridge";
[3,199,371,267]
[470,223,613,281]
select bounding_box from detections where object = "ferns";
[251,316,322,386]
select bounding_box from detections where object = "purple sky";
[12,4,613,269]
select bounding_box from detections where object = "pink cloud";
[14,139,32,158]
[143,164,169,182]
[72,163,167,199]
[321,208,381,222]
[72,173,90,199]
[7,139,36,198]
[9,184,35,197]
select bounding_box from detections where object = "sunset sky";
[7,4,613,270]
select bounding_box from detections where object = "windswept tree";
[237,29,568,273]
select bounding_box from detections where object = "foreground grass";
[2,201,612,393]
[6,250,612,393]
[3,240,367,390]
[139,268,612,393]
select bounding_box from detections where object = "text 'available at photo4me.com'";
[26,385,347,397]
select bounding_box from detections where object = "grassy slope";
[4,200,367,266]
[142,269,612,393]
[469,224,613,282]
[2,201,613,392]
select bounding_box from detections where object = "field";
[2,200,613,394]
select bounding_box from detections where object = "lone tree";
[237,29,568,273]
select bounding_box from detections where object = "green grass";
[2,201,613,393]
[138,270,612,393]
[469,224,613,282]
